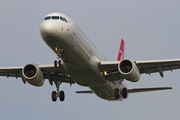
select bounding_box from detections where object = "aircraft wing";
[136,59,180,76]
[0,64,75,85]
[99,59,180,82]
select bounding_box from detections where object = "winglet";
[117,39,125,61]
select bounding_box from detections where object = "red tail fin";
[117,39,125,61]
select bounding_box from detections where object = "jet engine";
[22,64,44,86]
[118,59,140,82]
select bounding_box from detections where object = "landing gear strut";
[54,47,63,67]
[51,73,65,102]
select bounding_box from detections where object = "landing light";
[104,71,107,75]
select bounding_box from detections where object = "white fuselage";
[40,13,126,100]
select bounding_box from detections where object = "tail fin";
[117,39,125,61]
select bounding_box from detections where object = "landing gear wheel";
[52,91,57,102]
[114,88,120,99]
[122,88,128,98]
[54,60,57,67]
[58,60,61,67]
[59,91,65,101]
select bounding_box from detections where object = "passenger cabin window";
[44,16,51,20]
[52,16,59,19]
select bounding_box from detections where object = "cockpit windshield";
[44,16,68,23]
[44,16,51,20]
[52,16,59,19]
[63,18,68,23]
[60,16,64,21]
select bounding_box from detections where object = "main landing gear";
[114,88,120,99]
[51,90,65,102]
[114,88,128,99]
[51,73,65,102]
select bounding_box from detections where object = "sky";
[0,0,180,120]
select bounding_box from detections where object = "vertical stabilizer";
[117,39,125,61]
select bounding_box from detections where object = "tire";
[54,60,57,67]
[59,91,65,101]
[114,88,120,99]
[52,91,57,102]
[122,88,128,99]
[58,60,61,67]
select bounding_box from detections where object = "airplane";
[0,12,179,102]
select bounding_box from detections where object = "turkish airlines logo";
[119,50,124,61]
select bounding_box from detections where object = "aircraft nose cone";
[40,21,57,39]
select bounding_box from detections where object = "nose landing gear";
[54,60,62,67]
[54,47,63,67]
[51,47,67,102]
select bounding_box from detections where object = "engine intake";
[120,60,132,73]
[24,65,36,78]
[118,59,140,82]
[22,64,44,86]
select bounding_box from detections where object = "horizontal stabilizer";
[76,91,93,93]
[128,87,172,93]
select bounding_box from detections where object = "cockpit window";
[60,16,64,21]
[44,16,68,23]
[44,16,51,20]
[52,16,59,19]
[60,16,68,23]
[63,18,68,23]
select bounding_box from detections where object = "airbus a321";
[0,12,179,102]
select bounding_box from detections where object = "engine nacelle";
[22,64,44,86]
[118,59,140,82]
